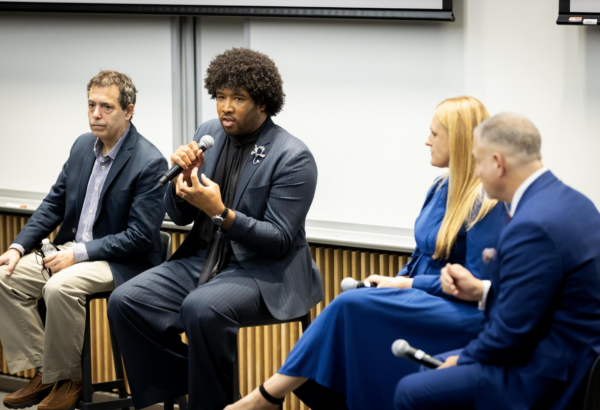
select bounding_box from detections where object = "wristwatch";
[212,207,229,226]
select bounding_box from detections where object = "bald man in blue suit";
[395,113,600,410]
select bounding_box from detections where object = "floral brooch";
[251,145,266,165]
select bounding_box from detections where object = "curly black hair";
[204,48,285,117]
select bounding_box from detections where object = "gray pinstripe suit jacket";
[165,117,324,320]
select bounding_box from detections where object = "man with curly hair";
[108,48,323,410]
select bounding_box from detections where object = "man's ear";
[493,152,507,177]
[258,104,267,114]
[124,104,134,121]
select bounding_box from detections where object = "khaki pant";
[0,242,114,384]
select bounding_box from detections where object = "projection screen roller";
[0,0,454,20]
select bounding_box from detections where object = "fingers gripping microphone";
[391,339,443,369]
[341,277,377,292]
[158,135,215,186]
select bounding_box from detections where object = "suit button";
[72,228,77,233]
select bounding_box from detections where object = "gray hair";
[474,113,541,161]
[87,70,137,111]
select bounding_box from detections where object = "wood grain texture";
[0,215,410,409]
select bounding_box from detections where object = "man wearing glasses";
[0,70,168,410]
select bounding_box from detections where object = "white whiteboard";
[2,0,445,9]
[0,13,173,194]
[244,18,464,230]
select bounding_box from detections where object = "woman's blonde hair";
[433,96,498,260]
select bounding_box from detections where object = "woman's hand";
[365,275,413,289]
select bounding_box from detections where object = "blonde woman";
[226,97,508,410]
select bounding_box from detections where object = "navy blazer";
[14,124,168,287]
[458,171,600,409]
[165,117,324,321]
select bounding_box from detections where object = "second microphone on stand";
[391,339,443,369]
[341,277,377,292]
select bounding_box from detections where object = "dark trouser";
[294,380,348,410]
[107,254,273,410]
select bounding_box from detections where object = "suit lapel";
[233,118,275,209]
[93,127,136,224]
[76,142,97,218]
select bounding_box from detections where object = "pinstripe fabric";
[73,124,130,262]
[108,253,273,410]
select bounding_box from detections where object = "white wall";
[0,13,173,193]
[231,0,600,233]
[1,1,599,247]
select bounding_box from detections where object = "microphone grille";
[392,339,410,358]
[200,135,214,149]
[341,277,357,292]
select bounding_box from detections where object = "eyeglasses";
[34,242,60,281]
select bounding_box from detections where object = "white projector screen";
[571,0,600,13]
[0,0,454,21]
[2,0,444,9]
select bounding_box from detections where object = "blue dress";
[279,178,508,410]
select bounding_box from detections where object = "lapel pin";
[251,145,266,165]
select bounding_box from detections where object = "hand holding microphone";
[341,277,377,292]
[159,135,214,186]
[391,339,443,369]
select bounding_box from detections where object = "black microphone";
[340,277,377,292]
[158,135,215,186]
[391,339,443,369]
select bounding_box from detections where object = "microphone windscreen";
[392,339,410,358]
[341,277,357,292]
[200,135,215,150]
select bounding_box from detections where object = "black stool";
[583,355,600,410]
[232,313,312,402]
[78,231,177,410]
[80,292,132,410]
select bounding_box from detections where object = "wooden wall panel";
[0,215,410,410]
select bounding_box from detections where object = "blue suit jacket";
[165,117,324,320]
[458,171,600,409]
[14,124,168,287]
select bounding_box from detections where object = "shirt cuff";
[171,182,185,203]
[73,243,90,263]
[9,243,25,256]
[478,280,492,311]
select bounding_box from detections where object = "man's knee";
[180,290,226,330]
[107,282,136,322]
[41,274,75,302]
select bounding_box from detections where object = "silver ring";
[180,193,186,199]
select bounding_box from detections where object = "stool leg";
[108,321,130,410]
[232,348,240,402]
[81,302,94,407]
[177,396,188,410]
[301,314,312,333]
